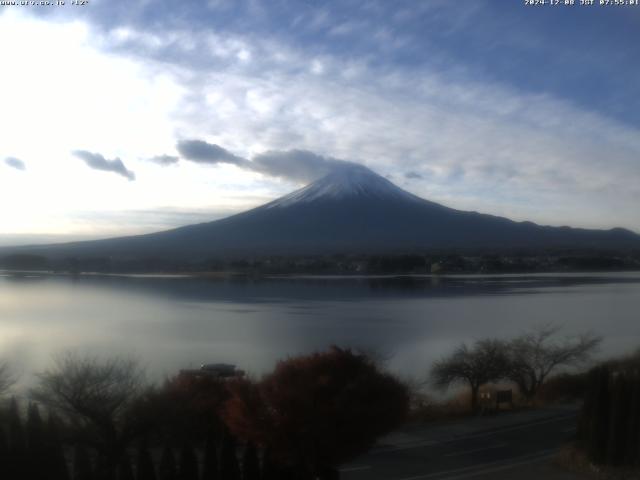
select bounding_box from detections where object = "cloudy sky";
[1,0,639,245]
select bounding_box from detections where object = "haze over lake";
[2,272,639,387]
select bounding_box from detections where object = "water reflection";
[1,272,639,388]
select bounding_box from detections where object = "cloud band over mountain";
[174,139,353,184]
[176,140,249,168]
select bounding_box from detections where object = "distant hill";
[2,164,639,263]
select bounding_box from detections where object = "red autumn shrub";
[224,346,409,477]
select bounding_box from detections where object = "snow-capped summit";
[6,164,639,259]
[267,163,421,208]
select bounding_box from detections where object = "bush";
[224,346,409,479]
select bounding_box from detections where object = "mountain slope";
[5,164,640,260]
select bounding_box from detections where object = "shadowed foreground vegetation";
[0,328,636,479]
[552,350,640,478]
[576,351,640,469]
[0,347,409,480]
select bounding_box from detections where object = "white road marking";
[394,449,555,480]
[444,443,507,457]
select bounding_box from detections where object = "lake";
[1,272,639,388]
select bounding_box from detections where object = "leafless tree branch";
[506,325,601,401]
[430,339,510,411]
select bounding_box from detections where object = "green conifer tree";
[606,374,630,466]
[117,452,135,480]
[241,443,260,480]
[261,450,293,480]
[158,446,177,480]
[588,366,611,464]
[26,403,48,479]
[219,430,240,480]
[201,431,219,480]
[94,454,110,480]
[178,443,198,480]
[73,445,94,480]
[624,375,640,466]
[0,427,9,473]
[8,397,26,480]
[135,443,157,480]
[46,413,70,480]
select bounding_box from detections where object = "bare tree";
[0,360,17,396]
[430,339,510,411]
[31,352,147,479]
[506,325,602,402]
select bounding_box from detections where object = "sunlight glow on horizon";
[0,11,280,238]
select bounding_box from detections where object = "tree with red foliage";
[149,371,231,443]
[224,347,409,479]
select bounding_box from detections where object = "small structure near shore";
[479,388,514,413]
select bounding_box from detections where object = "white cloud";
[5,157,26,171]
[171,55,640,230]
[2,7,639,242]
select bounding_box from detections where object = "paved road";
[341,407,584,480]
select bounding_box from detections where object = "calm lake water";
[1,272,639,387]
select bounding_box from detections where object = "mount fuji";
[5,164,640,261]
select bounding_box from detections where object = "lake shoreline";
[2,268,640,280]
